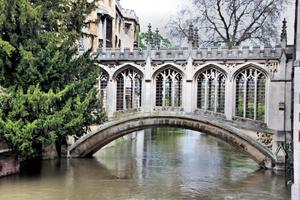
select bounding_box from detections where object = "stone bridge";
[69,43,294,170]
[69,111,277,168]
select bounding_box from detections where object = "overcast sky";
[121,0,295,45]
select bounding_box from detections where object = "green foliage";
[236,97,265,121]
[138,32,172,48]
[0,0,106,159]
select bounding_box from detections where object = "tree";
[166,0,287,47]
[0,0,106,160]
[139,32,172,48]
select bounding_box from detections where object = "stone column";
[106,78,116,119]
[225,79,234,120]
[102,17,107,51]
[142,54,152,113]
[183,55,194,113]
[97,15,103,49]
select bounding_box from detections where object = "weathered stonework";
[69,112,276,169]
[293,1,300,199]
[0,152,19,177]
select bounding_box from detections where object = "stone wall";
[0,152,19,177]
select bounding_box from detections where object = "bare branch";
[166,0,287,47]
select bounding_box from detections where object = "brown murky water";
[0,128,290,200]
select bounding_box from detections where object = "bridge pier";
[271,131,287,171]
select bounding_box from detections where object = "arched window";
[116,68,142,111]
[156,68,182,107]
[98,71,109,107]
[235,67,266,121]
[197,68,226,113]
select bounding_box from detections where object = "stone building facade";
[80,0,140,51]
[293,0,300,199]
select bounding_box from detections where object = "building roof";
[122,9,139,23]
[115,0,139,23]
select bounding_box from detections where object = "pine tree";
[0,0,106,159]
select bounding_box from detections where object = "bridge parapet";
[110,110,273,134]
[96,46,285,61]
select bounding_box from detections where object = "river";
[0,128,290,200]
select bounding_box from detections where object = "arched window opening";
[155,68,182,107]
[235,67,266,121]
[116,68,142,111]
[197,68,226,113]
[98,71,109,107]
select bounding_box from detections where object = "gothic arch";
[98,69,109,108]
[152,63,185,79]
[233,65,268,121]
[193,63,228,80]
[96,64,112,78]
[112,63,144,80]
[195,65,227,113]
[231,62,269,81]
[153,65,183,107]
[114,67,143,111]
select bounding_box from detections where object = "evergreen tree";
[0,0,106,159]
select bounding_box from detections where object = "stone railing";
[95,46,285,62]
[152,106,184,112]
[112,108,142,119]
[193,109,226,119]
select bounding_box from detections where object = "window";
[197,67,226,113]
[115,36,118,48]
[155,67,182,107]
[235,67,266,121]
[116,68,142,111]
[98,39,103,48]
[125,23,131,35]
[98,71,109,107]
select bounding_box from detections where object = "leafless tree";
[166,0,288,48]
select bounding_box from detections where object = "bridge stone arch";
[69,113,276,169]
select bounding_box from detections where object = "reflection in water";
[0,128,290,200]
